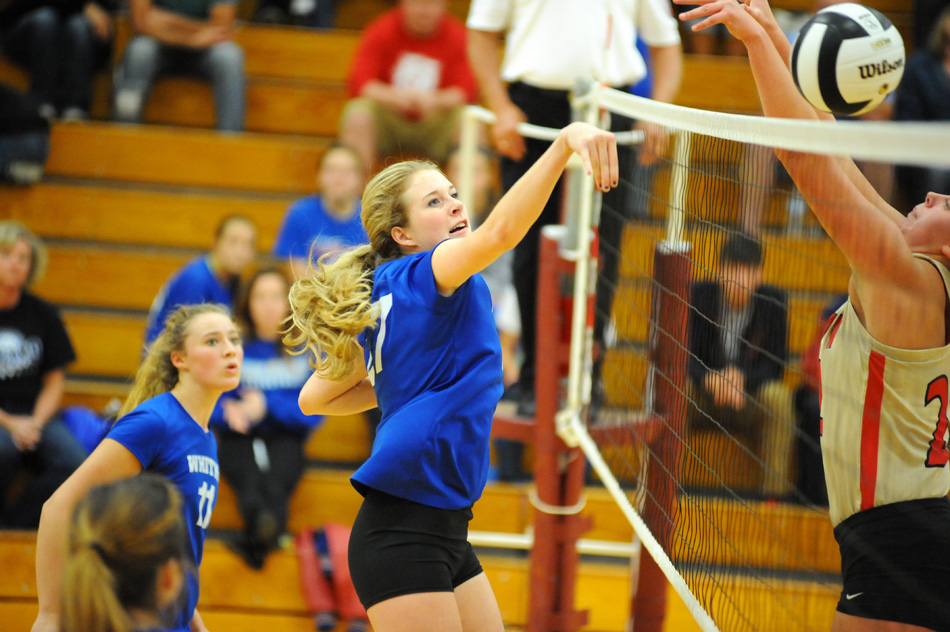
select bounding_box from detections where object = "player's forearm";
[360,80,403,108]
[478,133,575,250]
[648,44,683,104]
[32,370,65,428]
[132,2,205,42]
[313,379,377,416]
[35,492,73,619]
[299,363,375,416]
[434,87,467,111]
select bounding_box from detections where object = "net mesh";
[584,86,950,631]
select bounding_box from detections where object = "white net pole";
[556,85,720,632]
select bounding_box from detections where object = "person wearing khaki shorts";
[339,0,478,170]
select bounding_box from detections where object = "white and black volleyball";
[790,3,905,116]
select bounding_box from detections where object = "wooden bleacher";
[0,480,841,631]
[0,0,893,626]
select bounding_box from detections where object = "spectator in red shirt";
[339,0,478,169]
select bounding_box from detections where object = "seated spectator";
[0,82,50,185]
[272,144,367,279]
[145,214,257,344]
[0,0,116,120]
[213,267,322,568]
[895,5,950,210]
[252,0,336,27]
[112,0,246,132]
[61,474,190,632]
[339,0,478,169]
[0,220,85,528]
[687,233,795,498]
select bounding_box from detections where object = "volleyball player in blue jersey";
[287,122,617,632]
[32,304,243,632]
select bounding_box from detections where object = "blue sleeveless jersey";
[106,392,220,632]
[353,248,503,509]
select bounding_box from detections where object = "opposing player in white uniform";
[675,0,950,630]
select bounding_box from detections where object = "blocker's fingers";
[608,137,619,188]
[591,138,609,190]
[579,144,594,179]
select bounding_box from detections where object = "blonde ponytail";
[119,303,230,418]
[61,547,132,632]
[61,474,188,632]
[285,160,439,380]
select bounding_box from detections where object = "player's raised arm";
[430,122,617,294]
[737,0,905,225]
[673,0,913,284]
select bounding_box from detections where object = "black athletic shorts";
[834,496,950,631]
[347,487,484,609]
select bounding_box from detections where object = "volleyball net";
[460,79,950,631]
[566,83,950,631]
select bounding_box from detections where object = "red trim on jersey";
[860,350,886,511]
[825,313,843,349]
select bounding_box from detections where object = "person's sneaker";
[220,531,266,570]
[60,107,87,122]
[345,621,369,632]
[113,89,143,123]
[5,162,43,185]
[253,5,289,24]
[314,612,338,632]
[253,509,280,546]
[37,103,56,120]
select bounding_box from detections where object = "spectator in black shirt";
[687,233,795,498]
[0,220,84,528]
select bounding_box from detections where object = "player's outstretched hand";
[561,122,619,193]
[742,0,782,37]
[673,0,765,44]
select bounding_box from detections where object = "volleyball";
[790,3,905,116]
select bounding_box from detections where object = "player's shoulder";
[378,250,429,277]
[17,291,60,318]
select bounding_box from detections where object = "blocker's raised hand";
[561,122,619,193]
[673,0,766,44]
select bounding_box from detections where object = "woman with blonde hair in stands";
[32,303,243,632]
[0,220,85,529]
[674,0,950,629]
[286,121,617,632]
[62,474,190,632]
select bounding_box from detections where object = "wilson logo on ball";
[857,58,903,79]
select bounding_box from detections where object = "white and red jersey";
[820,255,950,527]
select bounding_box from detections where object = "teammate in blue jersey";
[287,121,617,632]
[32,304,243,632]
[272,144,367,279]
[61,474,191,632]
[212,267,322,568]
[145,215,257,344]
